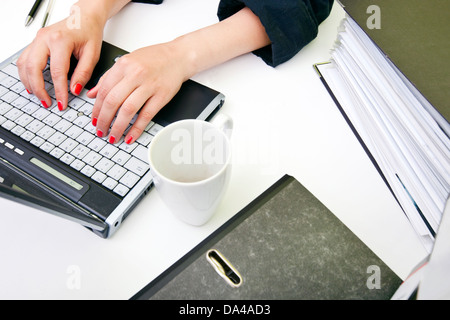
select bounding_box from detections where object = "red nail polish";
[57,100,64,111]
[108,135,116,144]
[41,100,49,109]
[96,129,103,138]
[26,89,31,94]
[125,136,133,144]
[92,117,97,126]
[74,83,82,95]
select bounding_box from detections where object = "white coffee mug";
[148,114,233,226]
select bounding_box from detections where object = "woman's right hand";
[17,8,104,111]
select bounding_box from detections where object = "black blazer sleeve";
[131,0,163,3]
[218,0,334,67]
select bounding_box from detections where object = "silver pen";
[41,0,55,28]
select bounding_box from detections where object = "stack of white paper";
[317,16,450,252]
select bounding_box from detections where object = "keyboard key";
[113,184,129,197]
[25,119,45,133]
[73,115,91,128]
[0,101,12,115]
[20,130,35,142]
[112,150,131,165]
[83,150,102,166]
[48,131,66,146]
[81,165,96,177]
[124,157,148,176]
[22,102,40,115]
[50,147,64,159]
[99,143,118,159]
[88,137,107,152]
[59,138,78,153]
[11,125,25,136]
[62,109,79,122]
[42,113,61,126]
[4,108,23,121]
[119,171,140,188]
[15,114,33,127]
[54,118,71,132]
[102,177,118,190]
[11,96,29,109]
[132,144,149,163]
[94,157,114,173]
[30,136,45,147]
[36,125,56,140]
[65,125,83,139]
[92,171,107,183]
[1,90,19,103]
[68,97,85,110]
[70,159,85,171]
[40,141,55,153]
[77,131,95,145]
[60,153,75,165]
[107,164,127,180]
[70,144,90,159]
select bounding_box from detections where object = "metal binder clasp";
[206,249,242,288]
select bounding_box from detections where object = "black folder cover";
[339,0,450,122]
[132,175,401,300]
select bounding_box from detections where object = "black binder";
[132,175,401,300]
[339,0,450,122]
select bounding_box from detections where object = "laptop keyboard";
[0,60,162,197]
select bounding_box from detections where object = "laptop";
[0,41,225,238]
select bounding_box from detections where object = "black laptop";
[0,41,225,238]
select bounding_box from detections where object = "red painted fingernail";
[125,135,133,144]
[108,135,116,144]
[96,129,103,138]
[26,89,32,94]
[41,100,49,109]
[74,83,82,95]
[57,100,64,111]
[92,117,97,126]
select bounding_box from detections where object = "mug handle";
[210,113,233,139]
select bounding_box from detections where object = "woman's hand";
[88,43,188,144]
[17,12,104,111]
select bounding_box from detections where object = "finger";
[70,42,101,96]
[94,75,135,138]
[124,93,167,144]
[16,46,33,94]
[49,43,73,111]
[107,87,152,144]
[22,44,52,108]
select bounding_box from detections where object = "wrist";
[169,35,200,81]
[72,0,130,27]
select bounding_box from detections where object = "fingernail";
[92,117,97,126]
[96,129,103,138]
[41,100,49,109]
[125,135,133,144]
[74,83,82,95]
[108,135,116,144]
[26,89,32,94]
[57,100,64,111]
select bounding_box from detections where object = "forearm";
[171,7,271,80]
[72,0,132,27]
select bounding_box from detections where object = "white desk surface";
[0,0,427,299]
